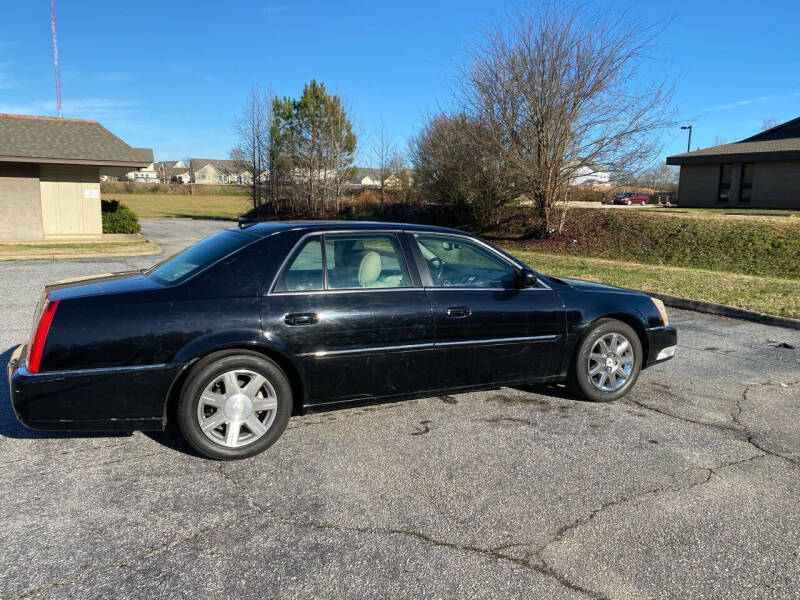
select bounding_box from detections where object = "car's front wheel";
[568,319,642,402]
[177,351,292,460]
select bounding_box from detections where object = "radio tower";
[50,0,62,118]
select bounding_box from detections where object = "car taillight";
[27,299,59,374]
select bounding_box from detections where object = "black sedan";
[8,222,676,459]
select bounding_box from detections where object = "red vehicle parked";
[613,192,648,205]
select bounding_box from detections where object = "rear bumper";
[8,344,180,431]
[644,325,677,367]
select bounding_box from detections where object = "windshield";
[146,230,253,286]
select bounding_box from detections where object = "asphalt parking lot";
[1,219,798,599]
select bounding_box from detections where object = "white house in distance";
[190,158,253,185]
[126,162,159,183]
[349,168,381,186]
[569,163,610,186]
[154,160,190,183]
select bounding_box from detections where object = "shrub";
[508,209,800,280]
[101,199,141,234]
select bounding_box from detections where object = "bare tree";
[231,87,273,212]
[761,118,780,131]
[461,2,674,232]
[371,122,395,206]
[411,113,516,227]
[713,135,728,146]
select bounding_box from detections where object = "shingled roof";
[667,116,800,165]
[0,114,153,167]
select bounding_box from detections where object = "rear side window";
[325,233,411,289]
[273,236,324,292]
[147,230,253,285]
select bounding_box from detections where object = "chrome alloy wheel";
[587,333,634,392]
[196,369,278,448]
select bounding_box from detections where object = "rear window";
[146,230,253,285]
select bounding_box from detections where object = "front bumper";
[644,325,677,367]
[8,344,179,431]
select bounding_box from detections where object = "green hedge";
[515,210,800,280]
[101,199,141,234]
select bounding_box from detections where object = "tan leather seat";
[353,251,404,288]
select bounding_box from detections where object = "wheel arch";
[162,342,306,427]
[589,312,649,365]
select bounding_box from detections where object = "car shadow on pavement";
[511,382,587,401]
[0,346,131,440]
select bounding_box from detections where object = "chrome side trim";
[18,363,172,379]
[436,334,559,348]
[303,334,559,358]
[304,342,435,358]
[271,287,422,297]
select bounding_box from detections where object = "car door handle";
[284,312,318,326]
[445,306,471,318]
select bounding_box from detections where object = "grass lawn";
[106,193,251,220]
[509,249,800,320]
[0,240,158,259]
[639,207,798,218]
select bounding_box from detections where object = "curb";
[0,242,162,262]
[648,292,800,331]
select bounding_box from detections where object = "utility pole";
[50,0,62,118]
[681,125,692,153]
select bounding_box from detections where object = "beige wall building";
[0,114,152,240]
[667,117,800,209]
[190,159,253,185]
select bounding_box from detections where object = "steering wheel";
[428,257,445,283]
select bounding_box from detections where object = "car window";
[146,230,254,285]
[325,233,411,289]
[414,234,516,288]
[273,236,324,292]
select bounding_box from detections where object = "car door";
[406,231,564,389]
[261,231,434,406]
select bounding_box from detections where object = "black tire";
[177,351,292,460]
[568,319,642,402]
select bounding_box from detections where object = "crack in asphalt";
[629,381,799,465]
[12,507,259,599]
[626,396,742,435]
[734,386,799,465]
[216,463,607,598]
[511,453,766,597]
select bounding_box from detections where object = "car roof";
[234,220,470,237]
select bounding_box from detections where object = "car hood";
[47,271,163,300]
[552,276,644,296]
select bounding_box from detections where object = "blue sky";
[1,0,799,167]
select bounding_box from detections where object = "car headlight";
[651,297,669,326]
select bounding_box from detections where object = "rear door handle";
[445,306,471,318]
[285,312,318,326]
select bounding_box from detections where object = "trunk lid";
[46,271,163,301]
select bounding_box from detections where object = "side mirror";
[518,268,538,288]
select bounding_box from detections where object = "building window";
[740,163,754,203]
[718,164,732,202]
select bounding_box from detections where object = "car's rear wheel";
[178,352,292,460]
[568,319,642,402]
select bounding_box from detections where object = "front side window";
[273,236,324,292]
[414,234,516,288]
[147,230,253,285]
[718,164,732,202]
[325,233,411,289]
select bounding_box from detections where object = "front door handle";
[285,312,318,326]
[445,306,471,318]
